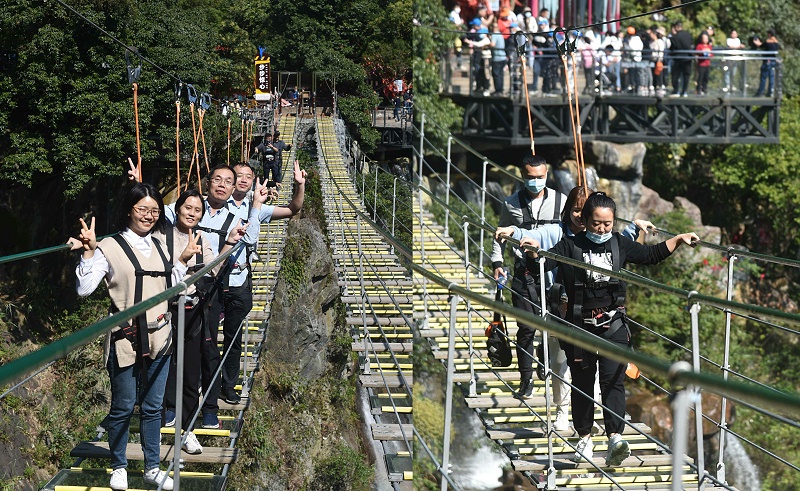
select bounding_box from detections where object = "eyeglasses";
[133,206,161,217]
[210,176,235,187]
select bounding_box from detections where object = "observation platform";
[441,49,781,145]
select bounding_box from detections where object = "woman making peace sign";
[75,183,199,491]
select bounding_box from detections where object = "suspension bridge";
[0,75,798,491]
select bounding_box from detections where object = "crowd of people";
[449,3,781,98]
[492,155,698,467]
[74,151,306,490]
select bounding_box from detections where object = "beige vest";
[99,235,173,368]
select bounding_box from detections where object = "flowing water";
[725,433,761,491]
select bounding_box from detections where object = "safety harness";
[514,189,563,282]
[565,235,629,367]
[164,227,205,309]
[109,235,172,360]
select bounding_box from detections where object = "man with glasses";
[218,160,306,404]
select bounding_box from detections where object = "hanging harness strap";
[194,213,235,254]
[109,235,172,359]
[569,235,628,363]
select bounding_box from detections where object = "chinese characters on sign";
[255,58,270,94]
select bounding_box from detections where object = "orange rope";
[175,101,181,191]
[561,55,583,188]
[519,59,535,156]
[186,102,200,191]
[132,83,142,181]
[198,108,210,172]
[240,118,245,163]
[570,51,588,193]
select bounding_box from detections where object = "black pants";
[220,277,253,393]
[511,271,542,381]
[164,303,204,428]
[672,60,692,95]
[491,60,505,94]
[201,280,224,416]
[263,161,282,183]
[696,65,710,93]
[562,322,630,436]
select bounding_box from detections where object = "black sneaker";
[515,378,534,400]
[221,390,241,405]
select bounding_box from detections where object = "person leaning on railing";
[754,29,780,97]
[520,192,698,468]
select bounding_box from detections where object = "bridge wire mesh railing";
[411,108,800,486]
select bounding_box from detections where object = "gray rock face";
[266,218,339,379]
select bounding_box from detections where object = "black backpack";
[486,288,513,367]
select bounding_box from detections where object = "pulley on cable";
[513,31,536,156]
[126,47,143,181]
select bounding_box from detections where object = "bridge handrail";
[0,234,116,265]
[0,242,244,389]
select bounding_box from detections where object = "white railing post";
[670,375,693,491]
[359,213,369,374]
[717,253,737,484]
[172,291,187,491]
[444,136,452,237]
[464,219,476,397]
[479,160,488,272]
[690,301,706,490]
[539,257,556,490]
[373,164,379,222]
[441,293,460,491]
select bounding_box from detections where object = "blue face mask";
[586,231,613,244]
[524,177,546,194]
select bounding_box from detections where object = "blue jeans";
[107,343,170,471]
[756,61,776,96]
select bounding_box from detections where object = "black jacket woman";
[521,192,698,467]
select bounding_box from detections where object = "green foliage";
[360,166,413,252]
[413,0,463,148]
[311,443,373,491]
[296,144,328,236]
[281,233,311,303]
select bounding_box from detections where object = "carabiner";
[186,84,198,105]
[125,47,141,84]
[553,27,569,58]
[200,92,211,111]
[513,30,528,57]
[566,26,580,54]
[175,82,183,102]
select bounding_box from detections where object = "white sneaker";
[605,434,631,466]
[554,406,570,432]
[143,467,173,490]
[182,430,203,454]
[109,468,127,490]
[572,435,594,462]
